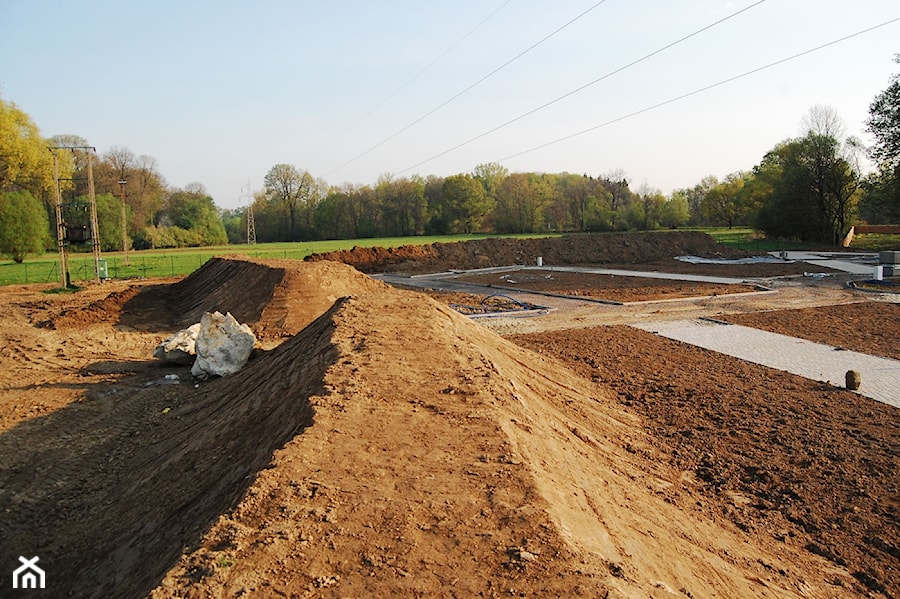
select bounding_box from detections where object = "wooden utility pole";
[86,151,101,282]
[49,149,70,288]
[119,179,130,265]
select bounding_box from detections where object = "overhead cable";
[498,16,900,163]
[398,0,767,174]
[323,0,610,177]
[315,0,514,153]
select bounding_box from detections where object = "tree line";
[1,57,898,262]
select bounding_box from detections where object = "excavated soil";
[0,233,897,598]
[305,230,761,274]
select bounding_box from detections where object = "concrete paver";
[633,319,900,408]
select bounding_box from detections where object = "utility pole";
[241,182,256,244]
[119,179,130,266]
[49,145,101,284]
[86,150,101,282]
[49,149,70,288]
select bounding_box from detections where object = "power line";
[314,0,514,153]
[398,0,767,174]
[323,0,610,178]
[498,16,900,164]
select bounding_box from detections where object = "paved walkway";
[771,251,878,275]
[633,319,900,409]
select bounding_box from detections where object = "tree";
[862,56,900,222]
[376,174,426,236]
[263,164,315,240]
[800,132,860,244]
[441,174,492,233]
[473,162,508,203]
[702,173,747,228]
[0,190,49,262]
[93,193,125,252]
[162,186,228,246]
[0,99,57,197]
[661,192,691,228]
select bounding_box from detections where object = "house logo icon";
[12,556,45,589]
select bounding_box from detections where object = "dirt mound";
[306,231,750,273]
[148,287,847,597]
[0,299,340,597]
[107,255,385,338]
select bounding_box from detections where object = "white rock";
[191,311,256,379]
[153,323,201,365]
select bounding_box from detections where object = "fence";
[0,248,324,287]
[0,255,212,286]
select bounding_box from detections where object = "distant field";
[0,234,558,286]
[1,229,894,287]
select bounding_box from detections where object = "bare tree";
[800,104,846,140]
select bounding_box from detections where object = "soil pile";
[59,255,386,339]
[148,272,847,597]
[305,231,751,273]
[0,297,339,597]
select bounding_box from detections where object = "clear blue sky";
[1,0,897,209]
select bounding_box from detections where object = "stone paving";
[633,318,900,409]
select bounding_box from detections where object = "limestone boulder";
[153,323,201,365]
[191,311,256,379]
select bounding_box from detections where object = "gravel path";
[633,318,900,408]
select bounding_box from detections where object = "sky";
[1,0,898,209]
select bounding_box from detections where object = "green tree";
[0,190,49,262]
[161,186,228,246]
[93,193,125,252]
[263,164,315,241]
[441,174,492,233]
[376,174,426,236]
[702,173,746,228]
[862,57,900,222]
[661,192,691,228]
[0,98,58,198]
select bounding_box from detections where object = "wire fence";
[0,248,325,287]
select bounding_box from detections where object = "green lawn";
[0,233,558,287]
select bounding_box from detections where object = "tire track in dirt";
[0,302,339,597]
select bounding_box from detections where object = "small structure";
[879,251,899,277]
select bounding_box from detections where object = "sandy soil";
[0,233,897,598]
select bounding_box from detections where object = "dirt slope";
[305,231,753,273]
[150,281,849,597]
[0,297,338,597]
[56,255,386,339]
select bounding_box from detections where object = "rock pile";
[153,311,256,379]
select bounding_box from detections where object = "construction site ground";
[0,231,897,598]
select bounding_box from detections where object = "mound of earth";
[55,255,386,339]
[1,256,894,597]
[305,231,753,274]
[148,285,850,598]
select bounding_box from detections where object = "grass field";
[1,229,895,287]
[0,234,558,286]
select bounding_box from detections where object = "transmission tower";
[241,182,256,244]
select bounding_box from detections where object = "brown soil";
[509,316,900,597]
[305,231,765,274]
[453,269,761,303]
[0,232,897,598]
